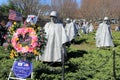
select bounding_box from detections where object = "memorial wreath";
[6,21,47,60]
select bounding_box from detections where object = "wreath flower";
[6,21,47,60]
[11,27,38,53]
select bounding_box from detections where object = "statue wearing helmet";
[65,17,78,42]
[41,11,68,62]
[95,16,114,47]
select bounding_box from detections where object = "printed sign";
[12,60,33,78]
[26,15,38,24]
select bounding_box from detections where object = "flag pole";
[37,9,41,17]
[61,45,65,80]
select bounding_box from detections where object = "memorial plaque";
[13,60,33,78]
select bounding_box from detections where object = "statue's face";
[104,20,108,23]
[67,20,70,23]
[50,17,57,23]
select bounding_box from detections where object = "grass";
[0,30,120,80]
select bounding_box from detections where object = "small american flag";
[8,10,22,21]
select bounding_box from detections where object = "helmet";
[104,17,109,20]
[50,11,58,17]
[66,18,70,21]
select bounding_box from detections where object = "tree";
[9,0,41,16]
[0,1,17,16]
[9,0,52,18]
[51,0,79,19]
[79,0,120,21]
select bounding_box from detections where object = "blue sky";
[0,0,8,5]
[40,0,81,4]
[0,0,81,6]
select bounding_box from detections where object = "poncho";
[96,22,114,47]
[41,22,68,62]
